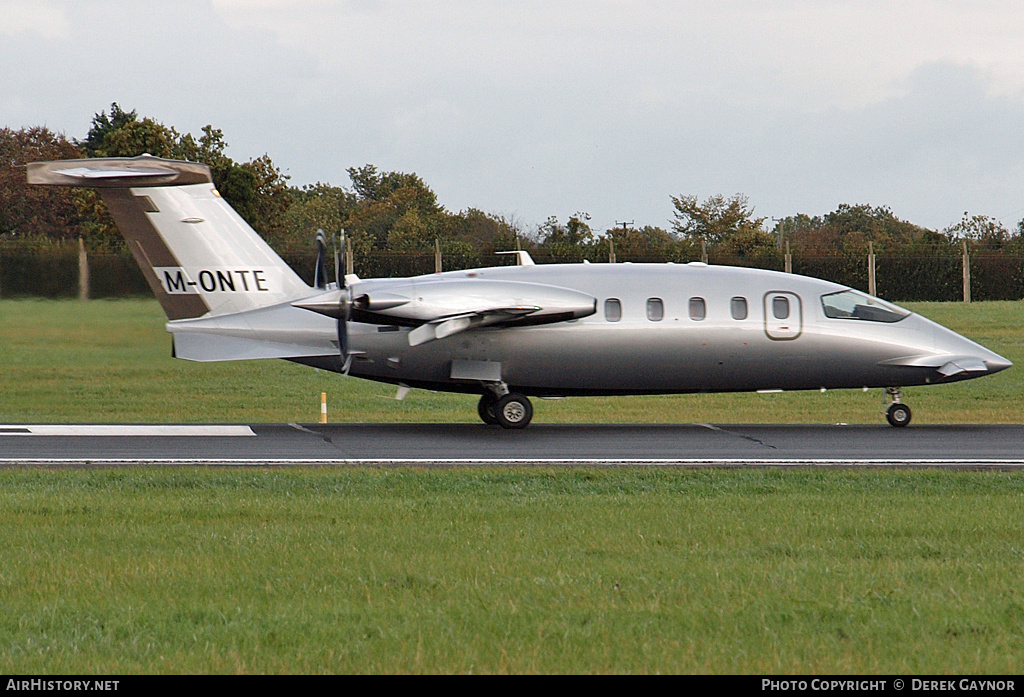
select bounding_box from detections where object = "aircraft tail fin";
[27,155,310,320]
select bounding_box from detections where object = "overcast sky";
[4,0,1024,234]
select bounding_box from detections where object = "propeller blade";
[313,229,329,290]
[334,233,342,288]
[336,229,350,373]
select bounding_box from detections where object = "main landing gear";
[885,387,912,427]
[478,388,533,429]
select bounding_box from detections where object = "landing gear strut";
[478,385,533,429]
[885,387,911,427]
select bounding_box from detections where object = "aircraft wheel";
[886,403,912,428]
[477,393,499,425]
[495,393,533,429]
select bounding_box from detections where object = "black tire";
[477,393,499,425]
[495,393,533,429]
[886,403,912,428]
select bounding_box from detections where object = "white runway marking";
[0,458,1022,467]
[0,425,256,437]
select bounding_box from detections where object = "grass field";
[2,298,1024,674]
[1,298,1022,424]
[1,468,1023,674]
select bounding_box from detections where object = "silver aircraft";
[28,156,1012,428]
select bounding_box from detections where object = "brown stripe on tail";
[99,188,209,319]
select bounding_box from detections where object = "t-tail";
[27,155,310,320]
[28,155,341,365]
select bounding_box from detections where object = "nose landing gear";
[885,387,912,427]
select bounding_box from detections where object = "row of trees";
[4,103,1024,275]
[0,104,521,263]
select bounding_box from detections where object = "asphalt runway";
[2,423,1024,467]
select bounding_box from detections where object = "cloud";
[739,61,1024,229]
[208,1,1024,111]
[0,1,70,39]
[4,2,1024,233]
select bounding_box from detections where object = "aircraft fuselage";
[325,262,1009,396]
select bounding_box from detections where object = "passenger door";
[763,291,802,340]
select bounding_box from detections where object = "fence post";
[962,240,971,303]
[78,237,90,301]
[868,241,876,296]
[434,238,442,273]
[608,236,616,263]
[784,240,792,274]
[345,237,353,276]
[700,238,708,264]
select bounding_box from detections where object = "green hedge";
[0,251,149,298]
[2,248,1021,302]
[0,248,79,298]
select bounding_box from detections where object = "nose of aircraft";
[984,353,1014,374]
[931,320,1012,376]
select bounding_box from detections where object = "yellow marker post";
[321,392,327,423]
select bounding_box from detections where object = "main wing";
[293,278,597,346]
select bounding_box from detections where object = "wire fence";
[1,248,1022,302]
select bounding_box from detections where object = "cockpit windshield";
[820,290,910,323]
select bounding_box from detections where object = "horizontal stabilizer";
[54,166,178,179]
[27,155,212,188]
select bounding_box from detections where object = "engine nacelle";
[350,279,597,325]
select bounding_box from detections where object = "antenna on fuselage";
[496,250,535,266]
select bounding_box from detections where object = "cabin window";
[689,297,706,321]
[821,290,909,323]
[772,296,790,320]
[731,296,748,320]
[604,298,622,322]
[646,298,664,321]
